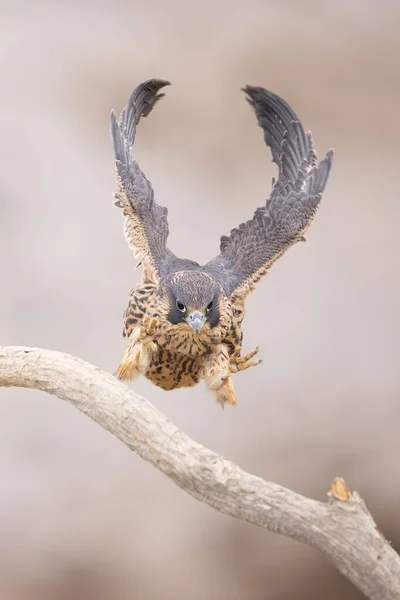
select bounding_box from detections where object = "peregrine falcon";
[110,79,333,406]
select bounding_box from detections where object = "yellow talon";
[236,346,259,364]
[229,345,261,373]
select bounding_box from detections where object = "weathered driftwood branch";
[0,346,399,599]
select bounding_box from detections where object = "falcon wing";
[205,86,334,298]
[110,79,173,282]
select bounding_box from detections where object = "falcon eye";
[176,299,186,312]
[206,301,213,312]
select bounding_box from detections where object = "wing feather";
[205,86,333,297]
[110,79,173,281]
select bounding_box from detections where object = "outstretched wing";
[205,86,334,298]
[110,79,173,282]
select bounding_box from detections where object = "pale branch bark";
[0,346,399,598]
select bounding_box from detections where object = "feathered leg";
[116,315,158,381]
[204,344,261,407]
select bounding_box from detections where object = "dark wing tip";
[134,78,171,92]
[241,85,302,134]
[242,84,311,171]
[127,78,171,119]
[241,85,298,118]
[241,85,267,113]
[110,78,171,165]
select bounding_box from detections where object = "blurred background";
[1,0,399,598]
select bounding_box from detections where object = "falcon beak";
[186,311,207,334]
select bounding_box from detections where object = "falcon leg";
[115,343,140,381]
[204,346,238,407]
[138,314,158,352]
[204,344,262,407]
[116,315,158,381]
[208,375,238,408]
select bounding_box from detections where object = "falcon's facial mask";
[165,272,222,332]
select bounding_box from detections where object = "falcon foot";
[139,315,158,352]
[204,344,262,407]
[116,315,158,381]
[228,345,261,375]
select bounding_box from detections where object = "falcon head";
[162,271,232,342]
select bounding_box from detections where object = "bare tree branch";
[0,345,399,599]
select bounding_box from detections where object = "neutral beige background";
[0,1,399,598]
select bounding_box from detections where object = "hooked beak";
[186,311,207,334]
